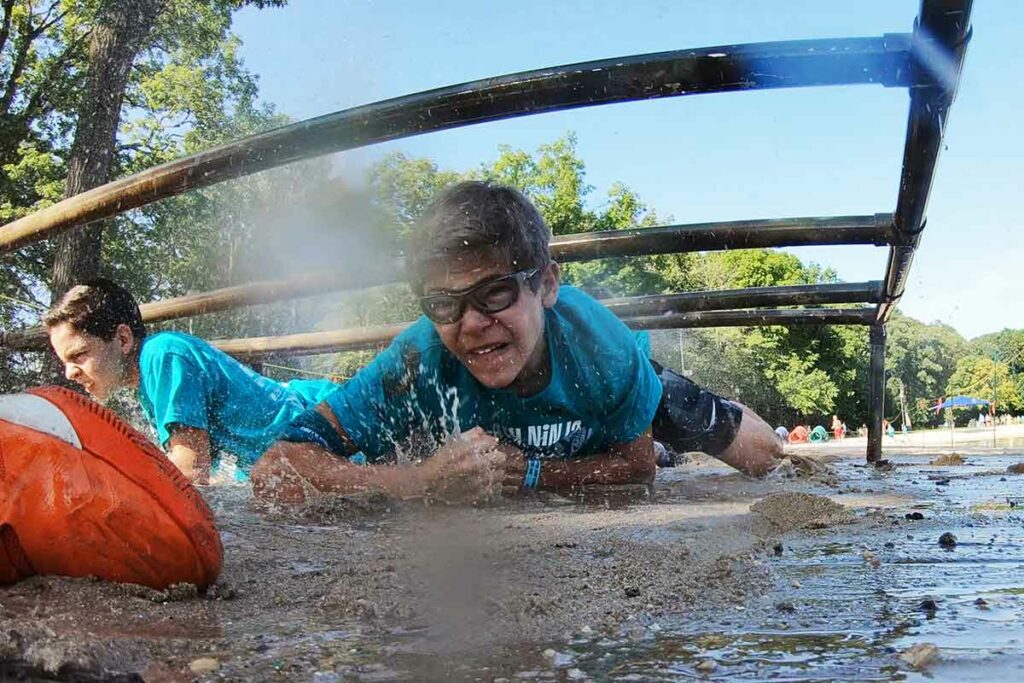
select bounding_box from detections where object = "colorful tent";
[932,396,990,411]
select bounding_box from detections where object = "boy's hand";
[419,427,507,505]
[498,443,528,491]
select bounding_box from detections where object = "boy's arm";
[714,402,784,477]
[502,428,656,491]
[167,426,212,484]
[252,403,506,507]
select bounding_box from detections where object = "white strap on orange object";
[0,393,81,448]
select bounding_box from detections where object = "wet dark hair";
[407,181,551,294]
[43,278,147,342]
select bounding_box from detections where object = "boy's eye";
[425,298,460,319]
[477,282,518,310]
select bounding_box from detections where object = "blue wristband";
[523,458,542,489]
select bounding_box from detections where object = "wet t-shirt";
[136,331,337,473]
[323,286,662,462]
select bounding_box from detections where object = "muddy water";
[557,455,1024,682]
[2,454,1024,681]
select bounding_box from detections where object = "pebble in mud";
[695,659,718,674]
[1006,463,1024,475]
[898,643,939,670]
[189,657,220,674]
[938,532,958,548]
[905,512,925,520]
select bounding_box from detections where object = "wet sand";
[2,450,1023,681]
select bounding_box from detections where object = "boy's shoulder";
[548,285,648,394]
[141,330,200,355]
[550,285,637,351]
[139,331,221,366]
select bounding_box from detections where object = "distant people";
[775,425,790,441]
[44,279,336,483]
[830,414,846,440]
[857,424,868,438]
[253,181,785,507]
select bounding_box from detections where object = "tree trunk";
[49,0,165,300]
[898,378,912,430]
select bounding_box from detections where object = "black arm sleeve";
[650,360,743,457]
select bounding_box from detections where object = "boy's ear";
[540,262,561,308]
[115,323,135,354]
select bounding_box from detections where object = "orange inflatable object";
[787,425,810,444]
[0,386,222,589]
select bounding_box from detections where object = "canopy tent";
[932,396,990,411]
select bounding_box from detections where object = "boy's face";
[48,322,137,401]
[422,257,560,393]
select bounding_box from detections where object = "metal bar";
[2,276,884,352]
[622,308,877,332]
[603,281,883,317]
[867,324,888,463]
[553,214,892,261]
[216,307,877,360]
[0,36,915,253]
[0,214,892,351]
[877,0,973,323]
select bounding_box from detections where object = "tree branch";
[18,30,90,123]
[0,0,15,57]
[0,15,35,115]
[32,3,72,39]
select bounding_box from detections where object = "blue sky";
[232,1,1022,339]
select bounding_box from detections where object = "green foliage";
[885,312,966,426]
[946,356,1022,414]
[0,0,293,389]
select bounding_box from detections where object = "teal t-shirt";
[324,285,662,462]
[136,331,337,472]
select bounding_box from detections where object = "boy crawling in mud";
[44,279,335,483]
[254,181,782,506]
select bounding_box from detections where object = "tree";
[50,0,286,299]
[885,312,966,427]
[1,0,289,389]
[946,356,1022,415]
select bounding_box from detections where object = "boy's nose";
[64,364,80,381]
[459,305,494,332]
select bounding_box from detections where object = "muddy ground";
[2,450,1024,681]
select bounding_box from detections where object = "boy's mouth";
[469,342,507,357]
